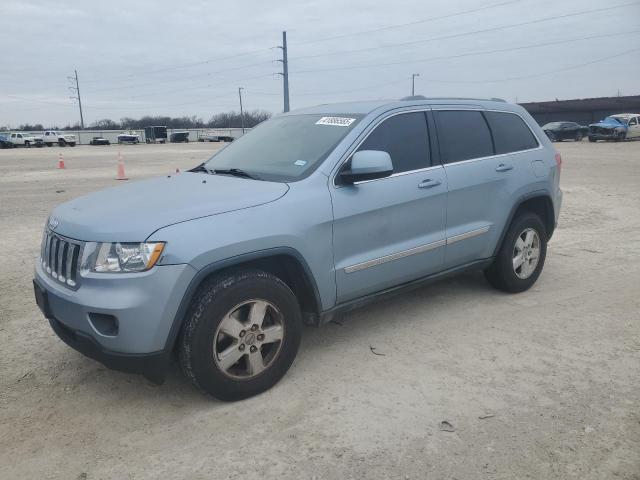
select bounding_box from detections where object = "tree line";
[10,110,272,131]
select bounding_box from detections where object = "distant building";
[520,95,640,125]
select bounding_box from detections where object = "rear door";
[435,109,540,268]
[330,110,447,303]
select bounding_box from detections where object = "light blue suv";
[33,97,562,400]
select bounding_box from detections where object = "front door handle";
[495,164,513,172]
[418,179,442,189]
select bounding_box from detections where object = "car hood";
[589,118,628,130]
[50,172,289,242]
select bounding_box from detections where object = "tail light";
[554,152,562,174]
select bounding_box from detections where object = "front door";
[330,111,447,303]
[627,116,640,138]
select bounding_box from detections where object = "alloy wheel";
[512,228,541,279]
[213,299,285,380]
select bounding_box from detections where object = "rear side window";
[484,111,539,154]
[435,111,493,163]
[357,112,430,173]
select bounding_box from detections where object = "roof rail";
[399,96,507,102]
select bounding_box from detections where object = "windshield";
[602,117,625,125]
[203,113,363,182]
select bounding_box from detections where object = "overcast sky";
[1,0,639,127]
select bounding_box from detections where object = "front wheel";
[574,132,583,141]
[484,212,547,293]
[179,270,302,401]
[588,136,597,142]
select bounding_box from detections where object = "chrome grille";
[41,231,81,288]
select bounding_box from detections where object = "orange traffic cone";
[116,152,128,180]
[58,153,65,169]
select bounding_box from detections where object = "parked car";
[169,131,189,143]
[588,116,629,142]
[34,97,562,401]
[0,134,13,148]
[42,131,77,147]
[89,136,110,146]
[608,113,640,139]
[7,132,40,147]
[199,131,235,142]
[541,121,588,142]
[144,125,167,144]
[117,131,140,144]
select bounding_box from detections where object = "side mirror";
[339,150,393,184]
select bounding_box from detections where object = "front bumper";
[34,260,197,381]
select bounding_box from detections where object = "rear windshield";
[204,114,362,182]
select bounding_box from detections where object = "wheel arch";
[164,247,322,355]
[494,192,556,257]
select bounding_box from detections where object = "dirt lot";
[0,141,638,479]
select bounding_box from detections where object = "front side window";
[435,110,493,163]
[203,114,362,182]
[629,117,638,126]
[484,111,539,154]
[357,112,430,173]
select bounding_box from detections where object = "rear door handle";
[495,164,513,172]
[418,179,442,189]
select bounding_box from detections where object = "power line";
[288,1,640,62]
[293,0,523,46]
[82,47,274,84]
[290,29,640,75]
[414,47,640,84]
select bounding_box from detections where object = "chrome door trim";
[343,225,491,273]
[446,226,490,245]
[344,239,446,274]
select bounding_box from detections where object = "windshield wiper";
[212,168,260,180]
[189,163,213,174]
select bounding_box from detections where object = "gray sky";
[1,0,639,127]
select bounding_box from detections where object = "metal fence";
[1,128,247,145]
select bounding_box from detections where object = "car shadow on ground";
[50,270,500,405]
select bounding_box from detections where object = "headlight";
[80,242,165,274]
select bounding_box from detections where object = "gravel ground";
[0,141,638,479]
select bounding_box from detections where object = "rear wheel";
[574,132,583,141]
[69,142,76,147]
[58,139,66,147]
[588,136,597,142]
[545,131,557,142]
[24,141,30,148]
[179,269,302,401]
[484,212,547,293]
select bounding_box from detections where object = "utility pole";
[277,31,290,112]
[68,69,84,129]
[238,87,245,134]
[411,73,420,96]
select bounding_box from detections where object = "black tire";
[545,131,557,142]
[58,140,66,147]
[588,136,597,142]
[574,132,583,141]
[69,142,76,147]
[615,132,626,142]
[179,269,302,401]
[24,141,30,148]
[46,142,53,147]
[484,212,547,293]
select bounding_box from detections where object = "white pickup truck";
[8,132,43,147]
[42,130,77,147]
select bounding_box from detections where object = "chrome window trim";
[343,225,490,273]
[332,108,433,188]
[433,108,543,167]
[332,107,543,187]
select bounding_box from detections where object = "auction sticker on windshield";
[316,117,356,127]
